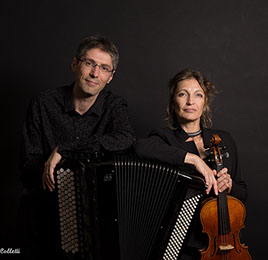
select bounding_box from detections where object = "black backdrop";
[1,0,267,259]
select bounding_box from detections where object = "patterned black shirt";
[22,83,136,189]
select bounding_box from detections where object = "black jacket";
[134,125,247,203]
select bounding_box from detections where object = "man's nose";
[90,65,100,78]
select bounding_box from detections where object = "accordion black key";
[54,154,207,260]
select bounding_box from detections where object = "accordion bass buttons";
[56,167,81,256]
[104,173,113,182]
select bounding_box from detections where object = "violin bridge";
[219,245,234,251]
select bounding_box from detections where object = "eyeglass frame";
[76,57,114,73]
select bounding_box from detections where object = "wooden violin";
[200,134,251,259]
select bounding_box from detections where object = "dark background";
[1,0,267,259]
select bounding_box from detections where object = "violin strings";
[224,192,228,260]
[219,190,230,260]
[219,192,225,259]
[222,191,231,260]
[213,139,235,259]
[222,192,226,260]
[226,193,231,260]
[217,147,227,259]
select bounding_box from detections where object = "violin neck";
[216,163,231,235]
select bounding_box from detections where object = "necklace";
[186,129,202,137]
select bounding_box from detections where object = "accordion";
[55,153,207,260]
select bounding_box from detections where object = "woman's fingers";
[205,170,218,195]
[204,174,212,194]
[216,168,232,193]
[201,164,217,195]
[184,153,218,195]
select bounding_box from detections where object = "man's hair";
[166,68,216,129]
[75,35,119,71]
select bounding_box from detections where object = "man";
[19,36,135,259]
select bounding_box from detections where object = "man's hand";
[42,146,62,192]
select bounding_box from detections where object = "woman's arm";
[135,129,217,195]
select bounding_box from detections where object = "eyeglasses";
[76,57,114,73]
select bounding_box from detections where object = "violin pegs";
[223,152,230,158]
[204,150,210,156]
[205,150,212,156]
[207,158,215,162]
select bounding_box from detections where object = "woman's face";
[174,78,205,124]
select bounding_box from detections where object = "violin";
[200,134,251,259]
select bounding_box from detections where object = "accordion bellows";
[55,153,207,260]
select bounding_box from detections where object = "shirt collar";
[174,124,212,149]
[174,124,190,141]
[88,89,108,117]
[64,83,108,117]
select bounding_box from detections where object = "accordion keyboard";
[163,194,203,259]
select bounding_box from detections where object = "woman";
[134,68,247,259]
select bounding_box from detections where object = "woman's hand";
[185,153,218,195]
[216,167,232,193]
[42,146,62,192]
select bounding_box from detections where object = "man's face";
[72,48,114,98]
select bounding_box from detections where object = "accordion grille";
[115,155,184,260]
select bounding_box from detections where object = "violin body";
[199,134,251,259]
[200,195,251,259]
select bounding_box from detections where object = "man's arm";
[42,146,61,192]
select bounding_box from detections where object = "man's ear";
[107,71,115,84]
[71,57,78,72]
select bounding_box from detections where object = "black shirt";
[22,84,136,190]
[134,126,247,203]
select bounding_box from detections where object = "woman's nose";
[187,95,194,104]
